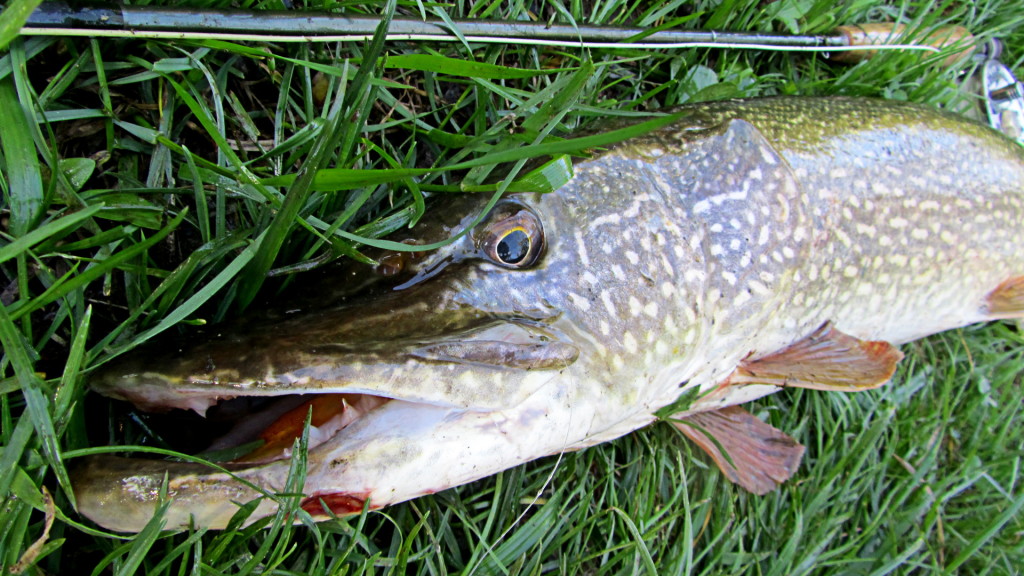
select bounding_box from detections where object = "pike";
[73,97,1024,532]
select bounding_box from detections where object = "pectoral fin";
[986,275,1024,319]
[672,406,805,495]
[731,322,903,392]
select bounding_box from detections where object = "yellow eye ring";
[495,226,531,265]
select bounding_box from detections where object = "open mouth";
[108,392,394,466]
[201,393,393,464]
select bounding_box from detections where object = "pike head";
[75,111,809,531]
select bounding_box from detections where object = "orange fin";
[731,322,903,392]
[986,276,1024,319]
[673,406,804,495]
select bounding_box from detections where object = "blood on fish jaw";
[300,492,373,518]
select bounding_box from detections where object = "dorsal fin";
[730,322,903,392]
[986,275,1024,319]
[672,406,804,495]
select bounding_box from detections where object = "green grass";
[1,0,1023,573]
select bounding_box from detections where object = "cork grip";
[830,23,974,66]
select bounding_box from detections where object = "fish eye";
[478,206,544,269]
[496,227,530,264]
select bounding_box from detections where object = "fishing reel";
[974,38,1024,145]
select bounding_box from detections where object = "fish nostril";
[375,252,406,276]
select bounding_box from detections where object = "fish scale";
[74,97,1024,531]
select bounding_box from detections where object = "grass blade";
[234,0,398,310]
[0,205,102,264]
[0,0,42,52]
[0,77,44,236]
[9,209,188,322]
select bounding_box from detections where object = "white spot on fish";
[655,340,669,356]
[733,291,751,307]
[591,213,622,228]
[643,297,659,315]
[568,292,591,312]
[664,315,679,335]
[629,296,643,316]
[602,291,617,316]
[748,280,770,295]
[575,230,590,267]
[856,223,876,238]
[623,333,638,354]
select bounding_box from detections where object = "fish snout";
[71,455,277,532]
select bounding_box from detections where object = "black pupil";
[497,229,530,264]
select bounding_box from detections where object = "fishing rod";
[18,1,972,63]
[13,2,1023,142]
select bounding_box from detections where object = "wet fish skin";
[74,97,1024,531]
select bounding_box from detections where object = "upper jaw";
[90,310,581,414]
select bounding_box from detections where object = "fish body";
[74,97,1024,532]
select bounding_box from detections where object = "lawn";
[1,0,1022,574]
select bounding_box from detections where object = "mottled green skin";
[77,98,1024,532]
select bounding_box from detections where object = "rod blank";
[23,2,847,47]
